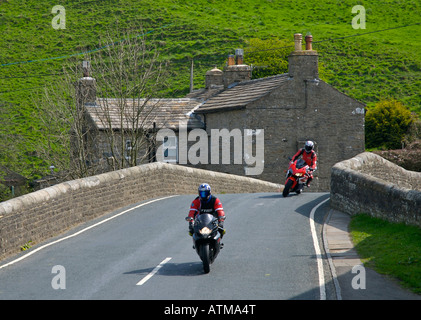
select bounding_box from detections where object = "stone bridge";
[1,152,420,262]
[0,163,280,261]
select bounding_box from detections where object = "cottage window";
[125,139,132,161]
[163,136,178,163]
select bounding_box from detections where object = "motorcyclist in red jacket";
[187,183,226,238]
[292,141,317,187]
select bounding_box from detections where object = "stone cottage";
[80,33,365,191]
[189,34,365,191]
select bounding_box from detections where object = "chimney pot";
[235,48,244,56]
[82,60,90,77]
[305,35,313,51]
[236,55,244,65]
[227,55,235,66]
[235,49,245,65]
[294,33,302,51]
[223,50,251,88]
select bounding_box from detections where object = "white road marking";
[0,196,177,270]
[136,257,172,286]
[309,197,330,300]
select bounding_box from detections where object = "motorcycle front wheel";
[200,243,210,273]
[283,179,294,197]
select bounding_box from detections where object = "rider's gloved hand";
[188,222,194,236]
[218,220,225,235]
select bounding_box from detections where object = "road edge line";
[0,195,178,270]
[309,197,330,300]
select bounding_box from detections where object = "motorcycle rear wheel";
[283,179,294,197]
[200,243,210,273]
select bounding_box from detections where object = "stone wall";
[330,152,421,227]
[0,162,280,261]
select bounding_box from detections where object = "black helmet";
[198,183,211,201]
[304,141,314,153]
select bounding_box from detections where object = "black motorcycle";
[186,214,224,273]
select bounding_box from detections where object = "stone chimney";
[288,33,319,80]
[205,66,224,89]
[76,60,96,106]
[223,49,251,88]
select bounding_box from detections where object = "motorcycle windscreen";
[295,158,307,169]
[195,213,216,228]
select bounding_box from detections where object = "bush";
[365,99,413,150]
[244,38,293,79]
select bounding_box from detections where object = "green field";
[350,213,421,295]
[0,0,420,180]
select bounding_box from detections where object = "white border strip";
[0,195,177,270]
[309,197,330,300]
[136,257,172,286]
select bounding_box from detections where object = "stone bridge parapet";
[330,152,421,227]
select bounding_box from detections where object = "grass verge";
[349,213,421,295]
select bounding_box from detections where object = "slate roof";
[195,74,290,113]
[84,74,290,131]
[85,98,204,131]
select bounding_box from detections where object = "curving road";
[0,192,334,300]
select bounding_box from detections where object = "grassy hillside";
[0,0,420,180]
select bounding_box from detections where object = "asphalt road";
[0,192,334,300]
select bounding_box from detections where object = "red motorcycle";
[283,158,311,197]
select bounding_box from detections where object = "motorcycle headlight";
[199,227,212,235]
[295,173,303,177]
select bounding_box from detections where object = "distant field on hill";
[0,0,420,179]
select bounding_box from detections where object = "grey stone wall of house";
[330,152,421,227]
[195,45,364,191]
[88,128,152,172]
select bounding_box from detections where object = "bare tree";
[90,25,169,170]
[34,24,170,179]
[35,62,98,180]
[0,100,28,199]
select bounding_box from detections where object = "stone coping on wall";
[0,162,281,261]
[330,152,421,227]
